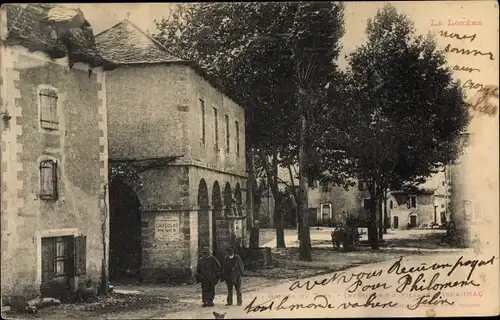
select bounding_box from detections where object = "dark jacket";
[222,254,244,282]
[196,255,221,283]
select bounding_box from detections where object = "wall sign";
[154,215,180,242]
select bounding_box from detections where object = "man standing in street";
[196,247,221,307]
[221,246,244,306]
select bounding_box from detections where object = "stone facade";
[1,34,108,300]
[101,23,247,282]
[390,191,435,229]
[450,96,499,250]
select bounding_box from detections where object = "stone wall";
[0,45,107,297]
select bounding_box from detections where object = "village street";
[7,228,490,320]
[161,250,496,319]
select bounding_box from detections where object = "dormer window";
[39,87,59,130]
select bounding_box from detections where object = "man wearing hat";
[221,246,244,306]
[196,247,221,307]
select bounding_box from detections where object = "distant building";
[1,4,111,299]
[96,19,247,283]
[390,169,452,229]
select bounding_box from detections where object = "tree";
[154,3,346,258]
[329,4,470,249]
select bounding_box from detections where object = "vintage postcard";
[1,1,498,319]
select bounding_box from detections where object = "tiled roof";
[95,20,183,65]
[3,3,107,67]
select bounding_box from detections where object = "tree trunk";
[275,193,286,248]
[248,149,259,248]
[298,89,312,261]
[368,183,379,250]
[272,153,286,248]
[378,196,384,240]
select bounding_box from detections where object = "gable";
[95,20,182,64]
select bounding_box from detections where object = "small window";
[200,99,206,145]
[321,203,331,221]
[39,88,59,130]
[213,108,219,150]
[225,114,230,153]
[358,181,368,191]
[363,198,372,209]
[408,195,417,208]
[235,121,240,156]
[40,159,58,200]
[390,200,393,209]
[464,200,473,220]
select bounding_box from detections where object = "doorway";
[41,236,74,300]
[197,179,210,256]
[109,179,142,281]
[410,215,417,228]
[393,216,399,229]
[212,181,222,258]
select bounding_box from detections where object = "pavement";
[161,250,498,319]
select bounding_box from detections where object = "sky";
[77,1,498,99]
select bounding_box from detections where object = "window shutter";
[74,235,87,276]
[40,160,58,200]
[41,238,55,282]
[39,89,59,130]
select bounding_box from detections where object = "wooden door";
[41,236,74,298]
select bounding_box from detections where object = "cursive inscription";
[244,295,335,313]
[387,256,452,275]
[337,293,398,310]
[468,84,499,116]
[396,272,480,293]
[289,269,383,291]
[439,30,476,42]
[443,43,495,60]
[407,291,455,311]
[346,279,391,293]
[447,255,496,280]
[453,65,480,73]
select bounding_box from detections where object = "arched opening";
[212,181,222,258]
[197,179,210,256]
[223,182,232,217]
[109,179,142,281]
[234,183,242,216]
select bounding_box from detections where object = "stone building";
[1,4,110,299]
[450,87,499,250]
[95,19,247,283]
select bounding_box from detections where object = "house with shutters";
[95,19,247,283]
[1,4,112,299]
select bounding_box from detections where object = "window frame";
[200,98,206,145]
[320,203,332,220]
[39,158,58,200]
[363,198,372,210]
[213,107,219,150]
[408,195,417,208]
[235,120,240,156]
[225,114,230,153]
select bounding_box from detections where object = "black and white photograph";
[0,1,498,319]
